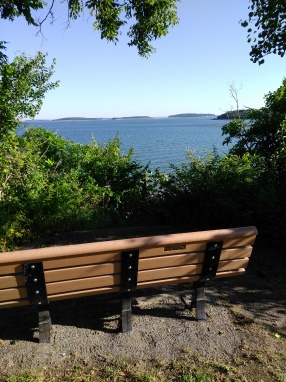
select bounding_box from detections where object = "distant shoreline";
[25,113,235,122]
[54,114,216,121]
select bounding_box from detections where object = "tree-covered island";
[168,113,216,118]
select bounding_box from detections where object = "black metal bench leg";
[38,304,51,343]
[192,281,207,321]
[121,295,132,333]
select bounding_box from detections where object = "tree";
[1,0,180,58]
[0,51,59,137]
[0,0,44,24]
[2,1,286,61]
[241,0,286,64]
[222,77,286,179]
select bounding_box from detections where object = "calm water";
[20,117,230,172]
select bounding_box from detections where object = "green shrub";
[0,128,148,250]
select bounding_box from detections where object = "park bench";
[0,226,258,343]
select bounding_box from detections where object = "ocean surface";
[20,117,230,172]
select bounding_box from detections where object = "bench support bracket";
[23,261,51,343]
[191,241,223,321]
[120,250,139,332]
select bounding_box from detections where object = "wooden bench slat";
[0,285,121,308]
[0,275,26,289]
[137,268,246,288]
[49,286,120,301]
[0,264,247,310]
[0,227,258,266]
[0,274,121,301]
[0,265,248,309]
[0,258,248,302]
[0,287,28,301]
[216,268,246,278]
[0,251,250,293]
[0,299,30,308]
[140,247,252,270]
[138,236,255,258]
[138,258,248,283]
[45,263,120,283]
[0,262,121,289]
[48,267,247,301]
[0,245,252,285]
[219,246,252,260]
[47,274,121,295]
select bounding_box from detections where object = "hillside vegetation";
[216,109,251,120]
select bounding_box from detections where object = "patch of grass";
[1,333,286,382]
[2,371,40,382]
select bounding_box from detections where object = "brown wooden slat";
[0,299,30,309]
[0,285,121,308]
[0,274,25,289]
[139,253,203,270]
[218,258,249,272]
[137,258,248,284]
[46,274,121,295]
[138,264,200,283]
[0,273,121,301]
[139,247,252,271]
[0,287,28,301]
[138,275,201,288]
[0,253,121,275]
[137,268,246,288]
[48,286,120,301]
[0,264,23,276]
[0,266,247,307]
[45,262,120,283]
[0,226,258,265]
[0,245,253,283]
[0,265,121,289]
[216,268,246,278]
[138,236,255,259]
[0,244,252,283]
[0,262,121,289]
[219,246,252,260]
[0,253,250,293]
[44,252,121,271]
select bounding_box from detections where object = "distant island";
[168,113,216,118]
[112,116,151,120]
[53,117,104,121]
[216,109,251,120]
[53,116,152,121]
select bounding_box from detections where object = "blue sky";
[3,0,285,119]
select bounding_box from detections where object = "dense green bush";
[146,150,263,230]
[0,128,148,250]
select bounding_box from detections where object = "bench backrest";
[0,226,258,309]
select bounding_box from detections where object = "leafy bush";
[150,150,265,230]
[0,128,148,250]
